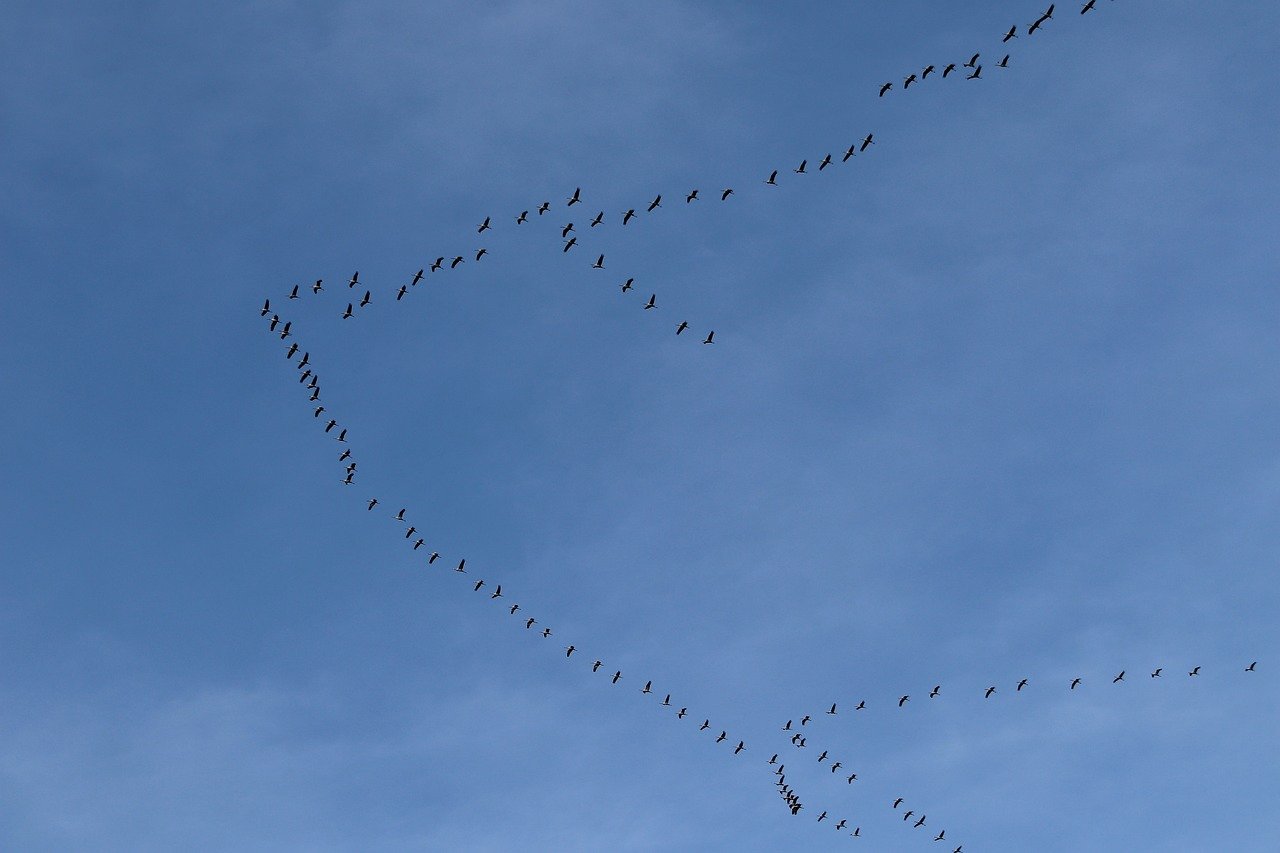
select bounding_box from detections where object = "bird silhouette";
[612,671,622,684]
[817,750,827,762]
[967,65,983,80]
[922,64,935,79]
[903,74,916,89]
[431,257,444,271]
[644,294,656,310]
[861,133,875,151]
[1081,0,1096,13]
[827,703,837,715]
[893,798,904,809]
[1004,24,1018,41]
[642,680,652,694]
[942,63,957,77]
[565,645,575,657]
[686,189,698,203]
[818,154,833,170]
[428,552,439,564]
[455,559,466,572]
[997,54,1009,68]
[450,256,464,268]
[473,579,484,592]
[794,159,807,174]
[1113,671,1125,683]
[592,660,602,672]
[538,202,550,215]
[985,686,997,698]
[567,187,581,206]
[1017,678,1029,691]
[590,211,604,227]
[477,216,491,233]
[348,272,359,288]
[879,82,892,97]
[842,144,857,162]
[411,269,423,286]
[288,284,299,300]
[621,278,634,292]
[899,695,910,707]
[490,585,502,599]
[676,321,688,335]
[855,700,865,710]
[1071,677,1082,689]
[703,331,715,344]
[800,715,811,726]
[396,285,407,301]
[622,208,636,225]
[367,498,378,511]
[765,170,779,185]
[1246,661,1257,671]
[516,210,528,224]
[647,195,662,212]
[965,52,980,68]
[474,248,487,261]
[359,290,371,307]
[1189,666,1201,676]
[721,188,734,200]
[930,685,941,698]
[592,254,605,269]
[260,299,271,317]
[541,627,551,638]
[1151,668,1163,678]
[914,815,926,828]
[312,279,323,293]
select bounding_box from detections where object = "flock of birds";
[255,1,1261,846]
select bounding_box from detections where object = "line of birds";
[781,661,1261,728]
[261,129,881,348]
[877,2,1109,99]
[260,308,969,845]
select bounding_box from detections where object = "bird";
[817,811,827,822]
[879,82,892,97]
[644,294,656,310]
[621,278,634,293]
[914,815,927,828]
[541,627,551,638]
[279,321,292,339]
[343,472,354,485]
[396,285,407,301]
[846,773,857,784]
[287,343,299,359]
[817,750,828,762]
[1017,678,1029,691]
[675,321,689,335]
[367,498,378,510]
[477,216,491,233]
[567,187,581,206]
[768,754,778,765]
[590,211,604,226]
[324,420,337,433]
[899,695,910,707]
[431,257,444,272]
[335,429,347,442]
[855,700,865,710]
[765,170,779,186]
[964,52,980,68]
[612,671,623,684]
[1247,661,1257,671]
[394,508,406,522]
[1151,668,1163,678]
[703,331,714,344]
[842,144,857,162]
[622,208,636,225]
[647,195,662,212]
[312,279,323,293]
[893,798,904,809]
[997,54,1009,68]
[473,579,484,592]
[490,585,502,599]
[411,269,423,286]
[942,63,957,78]
[1003,24,1018,41]
[662,694,670,706]
[922,64,935,79]
[903,810,914,821]
[288,284,299,300]
[300,370,312,383]
[967,65,982,80]
[563,237,577,252]
[348,271,359,288]
[450,256,464,268]
[455,559,466,572]
[830,762,842,772]
[516,210,528,224]
[260,299,271,317]
[538,201,550,215]
[642,681,652,694]
[818,153,833,170]
[782,720,792,731]
[930,685,941,698]
[1113,671,1125,683]
[309,387,320,402]
[827,703,837,715]
[1071,677,1082,689]
[297,352,309,368]
[686,189,698,203]
[269,314,279,331]
[794,159,807,174]
[1189,666,1201,676]
[852,827,861,837]
[474,248,487,261]
[592,254,605,269]
[313,406,325,418]
[359,290,371,307]
[428,552,439,564]
[903,73,917,89]
[835,820,846,831]
[525,617,536,629]
[861,133,875,151]
[716,731,727,743]
[1082,0,1095,12]
[800,715,811,726]
[734,741,745,754]
[404,526,417,538]
[935,830,947,842]
[413,539,424,550]
[561,222,575,238]
[985,686,997,698]
[565,645,575,657]
[677,708,687,719]
[721,188,733,200]
[508,603,518,614]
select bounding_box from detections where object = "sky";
[3,1,1278,850]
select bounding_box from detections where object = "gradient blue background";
[3,1,1278,850]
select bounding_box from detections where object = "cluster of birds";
[878,2,1108,97]
[253,2,1266,847]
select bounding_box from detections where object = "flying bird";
[914,815,926,828]
[942,63,957,77]
[396,286,407,301]
[367,498,378,510]
[734,741,744,754]
[903,74,916,89]
[721,188,733,200]
[716,731,727,743]
[935,830,947,842]
[516,210,528,224]
[855,700,865,710]
[561,222,574,238]
[312,279,323,293]
[703,331,714,344]
[563,237,577,252]
[685,189,698,203]
[565,645,575,657]
[622,208,636,224]
[1081,0,1095,13]
[676,321,688,335]
[592,254,605,269]
[324,420,337,433]
[269,315,279,331]
[490,585,502,599]
[879,82,892,97]
[411,269,423,286]
[287,343,299,359]
[842,144,857,162]
[279,321,292,339]
[348,272,359,288]
[818,153,833,170]
[477,216,491,233]
[967,65,982,80]
[1113,671,1125,683]
[1017,678,1029,691]
[1246,661,1257,671]
[473,579,484,591]
[1189,666,1201,676]
[817,750,828,762]
[475,248,487,261]
[642,681,652,694]
[861,133,875,151]
[1071,677,1082,689]
[359,290,371,307]
[998,55,1009,68]
[335,429,347,442]
[1004,25,1018,41]
[922,64,935,79]
[893,798,904,809]
[538,202,550,215]
[644,294,656,310]
[613,671,623,684]
[964,52,980,68]
[541,628,551,638]
[827,703,837,715]
[1151,668,1163,678]
[525,617,536,629]
[455,559,466,572]
[898,695,910,707]
[428,552,439,564]
[450,256,464,268]
[794,159,807,174]
[412,539,424,550]
[621,278,634,292]
[930,685,941,698]
[590,211,603,226]
[800,715,811,726]
[260,299,271,317]
[567,187,581,206]
[431,257,444,271]
[288,284,299,300]
[985,686,997,698]
[765,170,779,185]
[647,195,662,212]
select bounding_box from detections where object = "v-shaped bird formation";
[255,2,1263,847]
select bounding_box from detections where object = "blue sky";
[3,1,1278,850]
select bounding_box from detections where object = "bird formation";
[255,2,1258,846]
